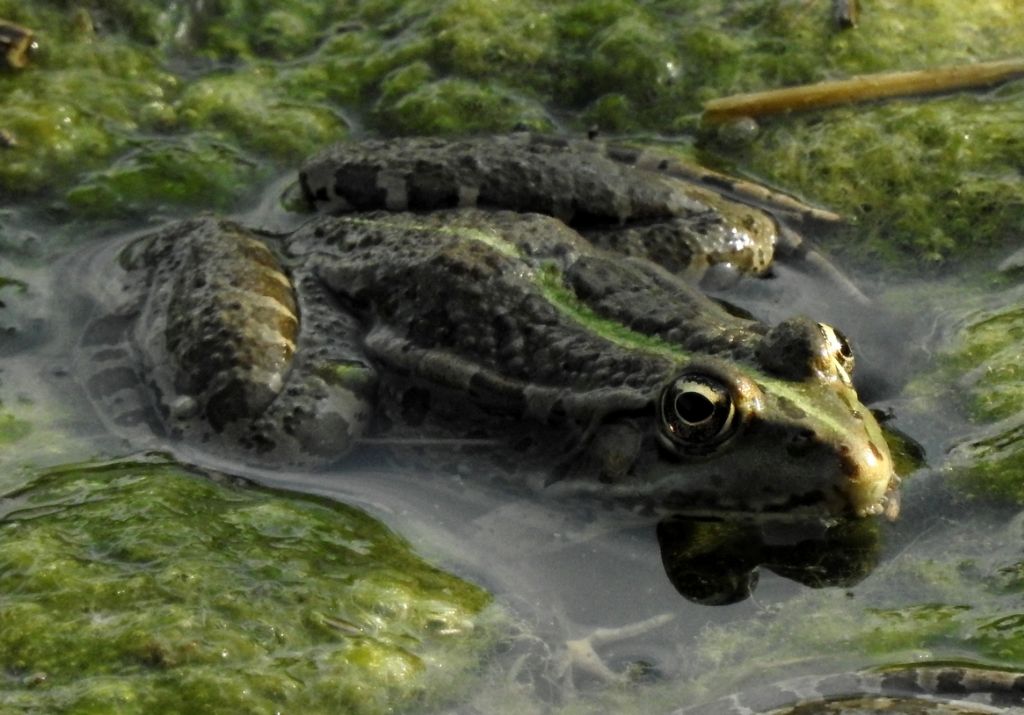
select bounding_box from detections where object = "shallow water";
[3,2,1024,709]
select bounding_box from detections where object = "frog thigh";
[582,214,775,280]
[130,218,300,430]
[78,309,165,440]
[253,271,377,459]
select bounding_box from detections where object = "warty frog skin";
[79,134,898,521]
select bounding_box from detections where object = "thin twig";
[703,58,1024,123]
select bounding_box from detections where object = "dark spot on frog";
[400,386,431,426]
[299,172,329,205]
[700,174,738,195]
[407,161,461,209]
[786,428,817,457]
[242,430,277,454]
[879,671,927,693]
[87,366,139,396]
[777,396,807,420]
[331,165,387,209]
[207,380,276,432]
[837,444,861,479]
[606,146,640,165]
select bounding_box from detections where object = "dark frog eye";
[818,323,855,378]
[658,374,739,456]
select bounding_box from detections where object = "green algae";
[902,283,1024,505]
[65,136,260,217]
[949,426,1024,505]
[709,94,1024,266]
[0,458,498,714]
[943,296,1024,425]
[0,411,31,444]
[373,76,551,135]
[3,0,1024,260]
[177,70,346,161]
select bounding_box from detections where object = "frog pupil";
[837,330,853,358]
[657,374,739,456]
[676,391,715,424]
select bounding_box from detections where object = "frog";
[669,665,1024,714]
[78,133,898,521]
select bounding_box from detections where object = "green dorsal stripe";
[333,215,859,437]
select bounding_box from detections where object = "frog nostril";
[786,428,817,456]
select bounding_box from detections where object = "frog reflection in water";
[82,133,898,521]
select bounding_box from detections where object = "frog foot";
[557,612,676,690]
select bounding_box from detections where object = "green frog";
[80,133,897,521]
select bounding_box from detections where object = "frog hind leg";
[78,309,167,444]
[581,212,777,285]
[133,218,375,464]
[249,269,377,461]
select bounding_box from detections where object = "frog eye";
[819,323,855,377]
[658,374,738,455]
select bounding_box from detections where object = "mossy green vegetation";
[942,291,1024,425]
[710,92,1024,266]
[920,284,1024,504]
[2,0,1024,260]
[0,410,31,445]
[64,136,260,217]
[0,459,497,714]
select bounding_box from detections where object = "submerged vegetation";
[920,283,1024,505]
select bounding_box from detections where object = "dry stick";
[703,58,1024,123]
[0,20,36,70]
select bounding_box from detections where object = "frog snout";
[836,434,895,517]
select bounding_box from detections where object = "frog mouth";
[871,475,902,520]
[554,474,890,523]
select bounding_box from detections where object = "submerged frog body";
[671,665,1024,714]
[81,134,897,520]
